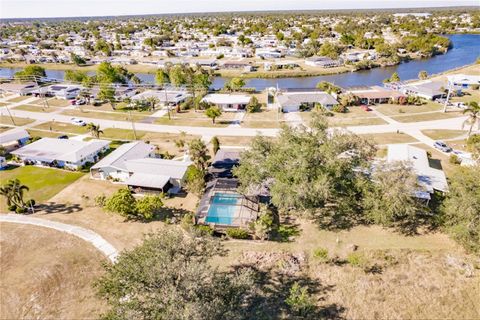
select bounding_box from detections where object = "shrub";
[195,224,214,236]
[25,199,35,207]
[135,195,164,221]
[332,104,347,113]
[285,282,315,317]
[449,154,461,165]
[312,248,329,262]
[103,189,137,219]
[7,204,17,212]
[95,195,106,207]
[180,212,196,230]
[15,207,27,214]
[347,252,367,267]
[226,228,250,239]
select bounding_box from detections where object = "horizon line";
[1,5,479,21]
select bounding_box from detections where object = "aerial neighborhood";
[0,6,479,320]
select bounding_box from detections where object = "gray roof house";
[90,141,192,194]
[0,128,30,148]
[387,144,448,200]
[277,90,338,112]
[401,80,446,100]
[12,138,110,170]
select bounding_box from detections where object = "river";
[1,34,478,90]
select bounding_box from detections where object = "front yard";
[33,121,89,134]
[0,115,35,126]
[374,102,443,116]
[155,110,237,127]
[242,109,281,128]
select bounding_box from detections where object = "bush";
[195,224,214,236]
[25,199,35,207]
[7,204,17,212]
[449,154,461,165]
[15,207,27,214]
[347,252,367,267]
[312,248,329,262]
[135,195,164,221]
[180,212,196,230]
[332,104,347,113]
[226,228,250,239]
[285,282,315,317]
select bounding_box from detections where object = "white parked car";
[70,118,86,126]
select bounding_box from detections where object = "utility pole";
[164,86,171,120]
[4,105,16,126]
[129,110,137,140]
[443,81,452,113]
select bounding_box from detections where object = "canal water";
[1,34,478,90]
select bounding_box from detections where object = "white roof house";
[0,82,38,95]
[12,138,110,169]
[131,89,190,105]
[0,128,30,146]
[201,93,251,111]
[387,144,448,195]
[401,80,446,100]
[90,141,192,193]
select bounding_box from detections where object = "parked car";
[92,99,104,106]
[57,135,69,139]
[70,118,86,126]
[360,105,371,112]
[75,98,86,105]
[433,141,452,152]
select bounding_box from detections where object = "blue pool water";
[205,193,241,225]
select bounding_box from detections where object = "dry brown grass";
[0,222,107,319]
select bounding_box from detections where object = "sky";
[1,0,478,19]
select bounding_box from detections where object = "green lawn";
[155,110,236,127]
[27,129,76,138]
[7,96,30,103]
[0,166,84,211]
[242,109,280,128]
[61,109,147,122]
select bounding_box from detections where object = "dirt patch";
[0,222,107,319]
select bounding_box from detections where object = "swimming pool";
[205,193,241,225]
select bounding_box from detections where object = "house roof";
[387,144,448,193]
[124,158,192,180]
[201,93,251,105]
[277,91,338,106]
[12,138,109,163]
[348,86,405,100]
[0,128,30,144]
[91,141,154,171]
[125,172,170,189]
[402,80,445,97]
[0,82,37,92]
[131,89,190,104]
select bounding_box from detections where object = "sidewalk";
[0,214,118,262]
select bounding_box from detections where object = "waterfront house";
[277,89,338,112]
[305,56,341,68]
[201,93,251,111]
[347,86,405,105]
[400,80,446,101]
[131,89,190,107]
[0,82,38,95]
[12,138,110,170]
[31,84,82,100]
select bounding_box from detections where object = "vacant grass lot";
[0,115,34,126]
[359,132,418,145]
[155,110,237,127]
[375,102,443,116]
[6,96,30,103]
[13,104,60,113]
[215,135,258,146]
[0,166,84,211]
[391,111,462,123]
[27,129,76,138]
[0,223,107,319]
[449,89,480,104]
[242,109,281,128]
[61,109,146,122]
[421,129,467,140]
[33,121,89,134]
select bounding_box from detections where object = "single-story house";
[400,80,446,101]
[347,86,405,105]
[255,49,284,59]
[31,84,82,99]
[447,74,480,88]
[190,58,218,69]
[277,90,338,112]
[209,148,243,178]
[221,61,253,71]
[387,144,448,200]
[201,93,251,111]
[131,89,190,107]
[12,138,110,170]
[0,128,30,151]
[305,56,341,68]
[90,86,137,101]
[0,82,38,95]
[90,141,192,194]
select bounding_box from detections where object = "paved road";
[0,214,118,262]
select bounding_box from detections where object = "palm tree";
[462,101,480,136]
[87,123,104,138]
[0,179,29,211]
